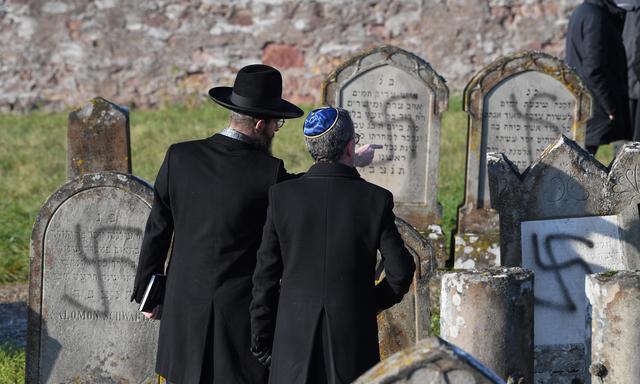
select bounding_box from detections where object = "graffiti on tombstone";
[487,137,640,383]
[27,173,158,383]
[323,45,449,267]
[455,51,592,269]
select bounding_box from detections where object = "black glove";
[251,335,272,368]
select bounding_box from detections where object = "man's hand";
[250,345,272,367]
[142,305,162,320]
[251,335,272,367]
[355,144,383,167]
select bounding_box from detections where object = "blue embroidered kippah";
[303,107,338,137]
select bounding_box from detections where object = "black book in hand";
[138,274,167,313]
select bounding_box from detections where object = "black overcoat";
[250,163,416,384]
[132,134,290,384]
[566,0,631,145]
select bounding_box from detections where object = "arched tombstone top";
[464,51,592,128]
[322,45,448,115]
[322,45,448,235]
[354,336,506,384]
[454,51,594,267]
[27,172,155,383]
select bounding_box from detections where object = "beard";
[252,129,273,154]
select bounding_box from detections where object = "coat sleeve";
[581,11,617,115]
[130,146,174,303]
[250,189,284,349]
[276,160,304,182]
[374,192,416,311]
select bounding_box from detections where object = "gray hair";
[305,108,355,163]
[229,111,259,129]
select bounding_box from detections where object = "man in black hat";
[131,65,378,384]
[131,64,304,384]
[250,107,416,384]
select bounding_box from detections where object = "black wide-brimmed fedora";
[208,64,304,119]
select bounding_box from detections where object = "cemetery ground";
[0,96,615,380]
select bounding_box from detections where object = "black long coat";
[566,0,632,145]
[250,163,416,384]
[132,134,290,384]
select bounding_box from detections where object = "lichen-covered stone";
[67,97,131,179]
[354,336,506,384]
[440,267,534,382]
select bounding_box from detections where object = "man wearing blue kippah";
[250,107,416,384]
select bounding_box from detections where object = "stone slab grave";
[487,136,640,383]
[68,97,132,178]
[354,337,506,384]
[377,218,436,359]
[322,45,449,267]
[27,98,159,383]
[454,51,592,269]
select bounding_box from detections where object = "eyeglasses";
[353,133,361,145]
[275,119,285,128]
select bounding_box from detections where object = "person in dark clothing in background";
[250,107,416,384]
[566,0,632,154]
[617,0,640,140]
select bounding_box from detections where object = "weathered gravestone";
[377,218,436,359]
[27,98,159,383]
[454,51,592,269]
[322,45,449,267]
[487,137,640,383]
[67,97,132,179]
[353,336,506,384]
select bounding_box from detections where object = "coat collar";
[304,162,361,179]
[209,132,262,151]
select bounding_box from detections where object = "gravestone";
[487,137,640,383]
[28,173,157,383]
[354,337,505,384]
[27,97,159,383]
[377,218,436,359]
[454,51,592,269]
[323,45,449,267]
[68,97,132,179]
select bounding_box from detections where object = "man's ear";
[255,119,266,133]
[343,138,355,158]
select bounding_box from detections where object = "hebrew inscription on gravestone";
[27,173,158,383]
[323,46,448,252]
[454,51,592,269]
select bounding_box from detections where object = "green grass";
[0,342,25,383]
[0,96,617,284]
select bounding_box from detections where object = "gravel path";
[0,283,28,348]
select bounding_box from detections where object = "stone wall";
[0,0,580,112]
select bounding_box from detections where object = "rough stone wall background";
[0,0,581,112]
